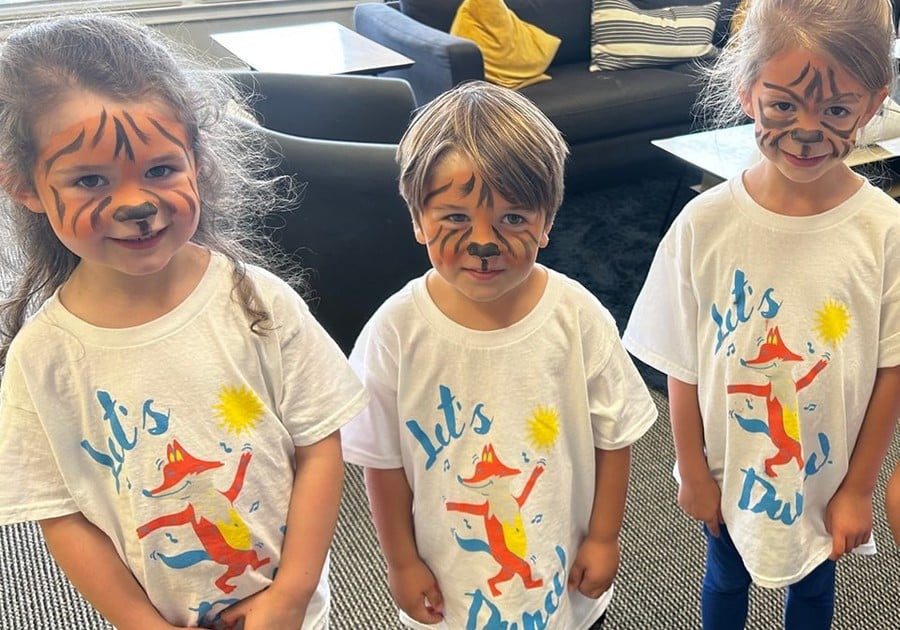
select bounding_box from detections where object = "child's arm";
[669,376,723,536]
[39,513,181,630]
[568,446,630,599]
[364,466,444,624]
[886,461,900,545]
[826,365,900,558]
[219,431,344,630]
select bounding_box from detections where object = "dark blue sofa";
[355,0,742,188]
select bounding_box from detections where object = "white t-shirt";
[342,267,657,629]
[624,176,900,588]
[0,253,368,628]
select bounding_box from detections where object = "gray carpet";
[2,169,899,628]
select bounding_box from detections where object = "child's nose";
[112,201,158,222]
[469,215,496,243]
[789,128,824,144]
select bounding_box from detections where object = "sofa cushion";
[589,0,720,71]
[450,0,561,89]
[633,0,741,45]
[520,62,702,143]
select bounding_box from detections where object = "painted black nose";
[113,202,157,222]
[790,128,824,144]
[467,242,500,258]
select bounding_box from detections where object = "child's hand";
[215,585,308,630]
[567,536,619,599]
[826,486,873,559]
[387,558,444,625]
[677,472,723,536]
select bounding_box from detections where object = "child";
[0,14,367,630]
[623,0,900,628]
[340,80,658,629]
[888,462,900,545]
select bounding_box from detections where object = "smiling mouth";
[117,227,163,242]
[784,152,827,167]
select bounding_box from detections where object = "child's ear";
[738,88,755,120]
[860,87,891,128]
[539,217,554,248]
[12,186,47,214]
[413,215,427,245]
[7,182,45,214]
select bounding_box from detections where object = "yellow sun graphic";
[813,298,851,348]
[526,405,560,452]
[214,385,265,436]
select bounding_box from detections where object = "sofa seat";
[521,62,703,144]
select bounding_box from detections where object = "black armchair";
[225,72,430,354]
[224,69,417,143]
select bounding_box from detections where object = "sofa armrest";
[354,2,484,106]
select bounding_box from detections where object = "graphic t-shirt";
[0,253,368,628]
[342,268,657,629]
[624,177,900,587]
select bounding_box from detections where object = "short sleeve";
[623,213,700,384]
[587,311,657,450]
[341,320,405,468]
[0,355,78,524]
[270,283,368,446]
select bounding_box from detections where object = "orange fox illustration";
[728,327,828,477]
[136,440,270,593]
[447,444,544,597]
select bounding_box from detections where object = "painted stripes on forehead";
[762,63,846,105]
[42,108,192,175]
[423,173,495,208]
[43,130,85,177]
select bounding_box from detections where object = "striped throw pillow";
[590,0,721,71]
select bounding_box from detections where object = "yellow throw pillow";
[731,0,750,36]
[450,0,561,90]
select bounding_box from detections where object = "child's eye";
[444,213,469,224]
[146,165,174,178]
[824,105,850,117]
[502,214,528,226]
[76,174,108,189]
[771,101,794,113]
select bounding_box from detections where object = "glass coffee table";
[212,21,414,76]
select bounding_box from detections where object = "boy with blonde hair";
[342,80,657,629]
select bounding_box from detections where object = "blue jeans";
[701,525,836,629]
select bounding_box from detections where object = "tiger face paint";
[21,91,201,279]
[415,153,551,321]
[739,48,885,185]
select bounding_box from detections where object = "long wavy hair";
[0,13,298,367]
